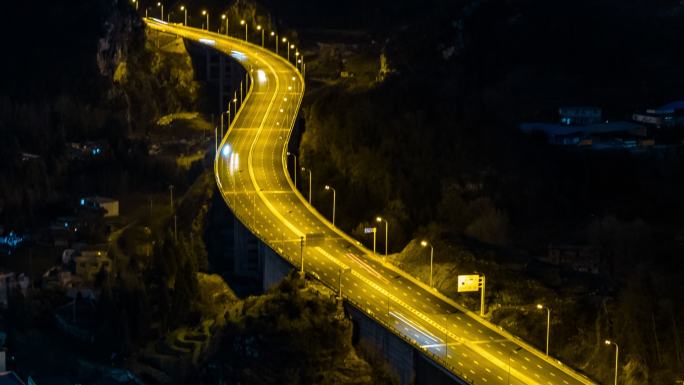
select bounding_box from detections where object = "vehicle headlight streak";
[257,69,267,83]
[229,152,239,176]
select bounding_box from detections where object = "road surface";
[145,18,597,385]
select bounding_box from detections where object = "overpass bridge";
[145,18,597,385]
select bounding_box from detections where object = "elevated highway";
[145,18,597,385]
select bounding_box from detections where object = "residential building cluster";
[521,101,684,150]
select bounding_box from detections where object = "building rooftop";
[0,372,26,385]
[521,121,644,137]
[654,101,684,114]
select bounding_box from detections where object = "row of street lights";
[138,2,304,70]
[145,4,620,382]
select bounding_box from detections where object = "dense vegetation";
[0,0,199,229]
[200,275,399,385]
[295,0,684,383]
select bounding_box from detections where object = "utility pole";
[480,274,486,316]
[299,236,305,276]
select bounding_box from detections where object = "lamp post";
[338,267,351,300]
[168,184,174,211]
[299,236,305,276]
[376,216,389,256]
[420,240,434,288]
[288,44,294,61]
[286,152,297,187]
[157,2,164,20]
[324,185,336,226]
[257,25,264,47]
[221,14,228,35]
[179,5,187,26]
[301,167,312,204]
[131,0,138,11]
[201,10,209,30]
[295,51,300,66]
[605,340,619,385]
[281,37,287,58]
[271,31,278,53]
[240,20,248,41]
[537,304,551,356]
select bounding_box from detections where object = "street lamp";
[179,5,187,26]
[288,43,295,61]
[281,37,287,58]
[257,25,264,47]
[536,304,551,356]
[301,167,312,204]
[240,19,248,41]
[221,14,228,35]
[605,340,619,385]
[201,10,209,30]
[338,267,351,300]
[157,2,164,20]
[420,240,434,288]
[286,152,297,187]
[376,216,389,257]
[271,31,278,53]
[324,185,336,226]
[131,0,138,11]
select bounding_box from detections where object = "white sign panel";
[364,227,376,234]
[457,275,480,292]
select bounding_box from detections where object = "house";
[73,248,111,283]
[0,273,30,309]
[558,106,602,126]
[66,141,109,160]
[521,121,647,147]
[79,197,119,217]
[42,267,75,290]
[632,100,684,129]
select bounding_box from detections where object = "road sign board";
[364,227,376,234]
[457,275,480,292]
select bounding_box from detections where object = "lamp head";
[605,340,612,345]
[536,304,543,310]
[257,25,262,30]
[421,240,428,247]
[325,185,330,190]
[282,37,287,42]
[270,31,275,36]
[202,10,206,15]
[221,14,226,19]
[180,5,184,10]
[240,19,245,25]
